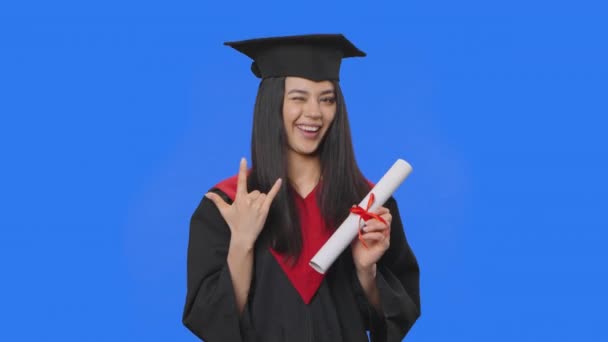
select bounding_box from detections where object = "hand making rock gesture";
[205,158,282,247]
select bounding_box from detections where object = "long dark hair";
[248,77,370,261]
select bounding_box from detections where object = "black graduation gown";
[183,186,420,342]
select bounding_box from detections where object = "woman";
[183,34,420,342]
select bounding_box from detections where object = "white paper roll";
[309,159,413,274]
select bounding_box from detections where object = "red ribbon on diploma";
[350,193,387,248]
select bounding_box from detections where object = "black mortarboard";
[224,34,366,81]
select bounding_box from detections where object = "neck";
[287,151,321,198]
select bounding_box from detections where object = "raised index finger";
[236,157,248,197]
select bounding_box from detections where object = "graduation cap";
[224,34,366,81]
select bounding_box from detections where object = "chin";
[291,145,321,156]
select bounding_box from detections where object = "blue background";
[1,0,607,341]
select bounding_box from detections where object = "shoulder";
[210,174,239,201]
[190,174,238,220]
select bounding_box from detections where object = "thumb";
[205,192,230,213]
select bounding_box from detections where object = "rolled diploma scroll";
[309,159,413,274]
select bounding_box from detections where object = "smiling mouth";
[296,124,321,133]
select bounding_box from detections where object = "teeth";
[298,125,320,132]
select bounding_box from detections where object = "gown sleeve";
[182,190,256,341]
[353,197,421,342]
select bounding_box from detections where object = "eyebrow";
[287,89,335,96]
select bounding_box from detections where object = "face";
[283,76,337,156]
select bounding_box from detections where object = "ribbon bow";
[350,193,387,248]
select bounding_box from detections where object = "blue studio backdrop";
[1,1,607,341]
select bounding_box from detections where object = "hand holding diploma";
[351,205,392,271]
[310,159,413,274]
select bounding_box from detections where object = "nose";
[304,100,322,119]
